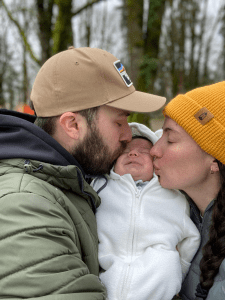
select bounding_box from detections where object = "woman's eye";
[117,123,122,127]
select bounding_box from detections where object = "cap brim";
[106,90,166,113]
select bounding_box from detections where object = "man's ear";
[58,112,87,140]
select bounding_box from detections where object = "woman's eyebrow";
[162,127,172,132]
[163,127,179,135]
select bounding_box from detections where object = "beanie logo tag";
[114,60,133,87]
[194,107,214,125]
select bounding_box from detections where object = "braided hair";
[195,160,225,299]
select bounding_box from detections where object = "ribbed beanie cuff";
[164,81,225,164]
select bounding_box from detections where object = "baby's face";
[114,138,154,182]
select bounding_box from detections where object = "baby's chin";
[114,163,140,176]
[114,167,154,182]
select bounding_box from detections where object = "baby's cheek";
[114,157,124,174]
[114,161,119,173]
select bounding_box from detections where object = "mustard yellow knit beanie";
[164,81,225,164]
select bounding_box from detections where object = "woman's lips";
[153,163,160,174]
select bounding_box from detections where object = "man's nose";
[120,124,132,143]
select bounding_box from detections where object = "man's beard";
[71,124,127,175]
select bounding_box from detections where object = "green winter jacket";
[0,110,106,299]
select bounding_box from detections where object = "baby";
[91,122,200,300]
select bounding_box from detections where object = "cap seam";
[105,89,136,104]
[53,52,63,109]
[88,50,109,102]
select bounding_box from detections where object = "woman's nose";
[150,141,161,158]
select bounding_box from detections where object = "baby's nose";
[128,150,138,156]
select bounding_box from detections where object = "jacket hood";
[0,109,85,176]
[129,122,162,145]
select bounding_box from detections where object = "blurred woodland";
[0,0,225,125]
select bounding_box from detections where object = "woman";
[150,81,225,300]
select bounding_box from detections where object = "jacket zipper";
[120,186,141,300]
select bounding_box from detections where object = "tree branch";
[0,0,41,66]
[71,0,106,17]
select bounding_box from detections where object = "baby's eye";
[140,150,150,154]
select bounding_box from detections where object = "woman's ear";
[211,159,220,173]
[58,112,87,140]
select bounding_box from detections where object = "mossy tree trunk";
[137,0,166,94]
[52,0,73,55]
[123,0,166,126]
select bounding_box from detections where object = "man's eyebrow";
[118,111,131,117]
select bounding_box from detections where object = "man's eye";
[117,123,122,127]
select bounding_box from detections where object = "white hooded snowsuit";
[92,122,200,300]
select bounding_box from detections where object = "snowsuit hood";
[129,122,162,145]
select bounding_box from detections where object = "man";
[0,47,166,299]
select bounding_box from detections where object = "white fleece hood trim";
[128,122,162,145]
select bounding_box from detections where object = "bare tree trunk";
[20,7,29,104]
[0,75,4,107]
[201,7,223,83]
[1,0,106,66]
[186,0,198,91]
[169,0,179,97]
[84,1,93,47]
[1,0,41,65]
[195,0,209,86]
[22,42,28,103]
[222,3,225,78]
[36,0,54,64]
[177,0,186,93]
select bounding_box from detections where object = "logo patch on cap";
[194,107,214,125]
[114,60,133,87]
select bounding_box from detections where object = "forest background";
[0,0,225,129]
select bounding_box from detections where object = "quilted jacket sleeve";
[0,192,106,300]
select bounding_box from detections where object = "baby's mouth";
[126,161,140,165]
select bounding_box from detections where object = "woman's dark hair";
[197,159,225,297]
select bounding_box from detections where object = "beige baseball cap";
[30,47,166,116]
